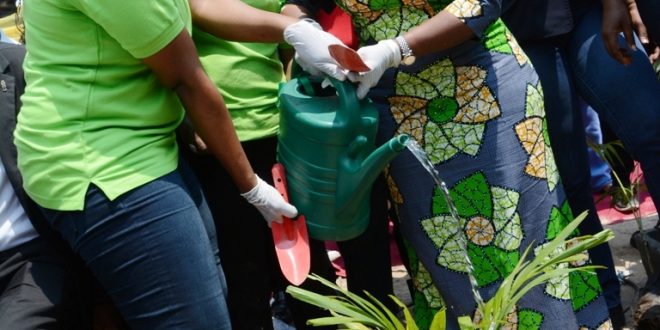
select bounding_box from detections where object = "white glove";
[241,175,299,227]
[283,19,347,81]
[348,39,401,99]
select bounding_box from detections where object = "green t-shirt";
[192,0,284,142]
[15,0,192,211]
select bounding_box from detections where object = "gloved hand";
[348,39,401,99]
[283,19,347,81]
[241,175,298,227]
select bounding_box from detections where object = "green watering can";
[277,77,409,241]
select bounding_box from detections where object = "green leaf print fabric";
[284,0,613,327]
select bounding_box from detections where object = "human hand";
[191,133,208,154]
[240,175,298,227]
[625,0,660,63]
[283,19,347,81]
[347,39,401,99]
[627,0,650,45]
[176,117,209,154]
[601,0,638,65]
[647,43,660,63]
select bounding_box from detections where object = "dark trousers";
[0,236,89,329]
[182,137,285,329]
[600,119,635,188]
[336,174,394,311]
[183,137,396,329]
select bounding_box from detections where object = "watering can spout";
[337,134,410,218]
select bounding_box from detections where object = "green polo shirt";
[15,0,191,210]
[192,0,284,142]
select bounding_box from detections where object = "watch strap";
[395,35,413,58]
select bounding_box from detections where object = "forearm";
[600,0,637,64]
[174,71,257,192]
[283,1,474,56]
[404,10,475,57]
[405,0,513,57]
[190,0,297,43]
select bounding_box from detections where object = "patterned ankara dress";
[289,0,613,328]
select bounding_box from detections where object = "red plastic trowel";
[329,44,371,72]
[271,163,310,285]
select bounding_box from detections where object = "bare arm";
[281,3,474,58]
[189,0,297,43]
[403,11,475,57]
[142,30,257,192]
[624,0,659,63]
[601,0,637,65]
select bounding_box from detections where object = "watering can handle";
[295,75,362,128]
[326,76,362,128]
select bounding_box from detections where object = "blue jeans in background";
[569,4,660,214]
[523,39,622,310]
[40,162,231,329]
[580,100,612,192]
[515,0,660,311]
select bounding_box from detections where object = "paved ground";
[606,214,658,329]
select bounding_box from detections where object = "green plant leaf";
[510,265,602,305]
[285,211,615,330]
[391,293,418,330]
[306,316,372,328]
[286,286,381,326]
[311,275,396,327]
[429,308,447,330]
[457,315,476,330]
[287,274,409,329]
[364,291,406,330]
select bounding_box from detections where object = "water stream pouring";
[406,140,486,310]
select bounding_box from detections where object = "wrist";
[380,39,402,67]
[283,18,322,45]
[240,174,260,197]
[394,35,415,65]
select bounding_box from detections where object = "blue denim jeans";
[39,162,231,329]
[516,1,660,310]
[568,4,660,214]
[580,100,612,191]
[522,2,660,310]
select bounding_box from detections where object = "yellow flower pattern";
[445,0,482,20]
[466,216,495,246]
[389,59,500,164]
[514,83,560,191]
[326,0,610,327]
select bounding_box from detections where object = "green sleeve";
[72,0,187,58]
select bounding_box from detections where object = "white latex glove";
[241,175,298,227]
[283,19,347,81]
[348,39,401,99]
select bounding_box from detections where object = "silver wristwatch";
[395,35,416,65]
